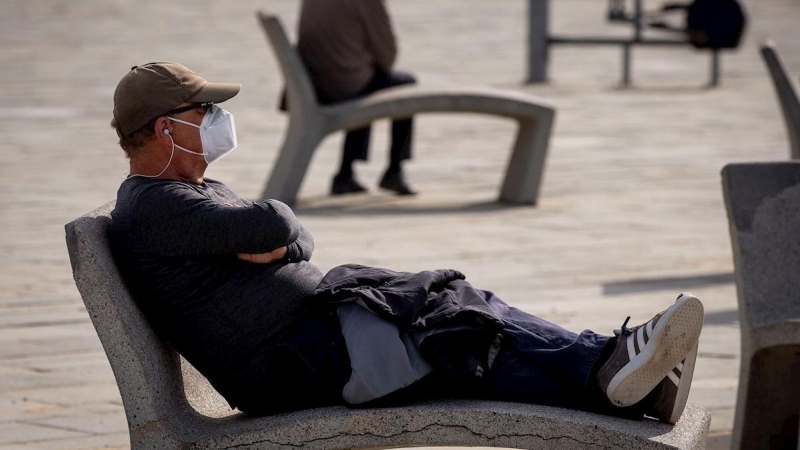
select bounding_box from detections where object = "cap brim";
[187,82,241,104]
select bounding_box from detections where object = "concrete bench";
[722,162,800,450]
[65,202,711,449]
[256,12,556,206]
[760,41,800,160]
[526,0,738,87]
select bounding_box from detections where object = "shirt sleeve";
[357,0,398,72]
[131,183,301,257]
[285,224,315,262]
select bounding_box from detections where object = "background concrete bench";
[526,0,742,87]
[722,162,800,450]
[761,41,800,160]
[257,12,556,206]
[65,202,711,450]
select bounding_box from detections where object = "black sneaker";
[596,293,704,408]
[646,340,699,424]
[331,175,368,195]
[379,170,417,196]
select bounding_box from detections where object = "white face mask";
[167,104,238,164]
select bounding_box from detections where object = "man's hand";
[237,246,288,264]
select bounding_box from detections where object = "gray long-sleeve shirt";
[109,177,323,408]
[297,0,398,101]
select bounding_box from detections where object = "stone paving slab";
[0,423,89,446]
[25,413,129,436]
[2,0,799,448]
[0,433,129,450]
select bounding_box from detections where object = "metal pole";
[710,49,721,87]
[622,43,632,86]
[633,0,643,41]
[527,0,549,83]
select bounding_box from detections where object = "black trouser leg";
[240,307,351,416]
[338,126,372,179]
[334,69,417,179]
[482,291,647,418]
[387,117,413,175]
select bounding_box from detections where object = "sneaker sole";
[606,294,704,407]
[663,340,699,424]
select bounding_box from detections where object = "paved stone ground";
[1,0,799,448]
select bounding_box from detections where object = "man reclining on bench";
[108,62,704,424]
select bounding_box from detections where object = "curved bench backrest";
[722,162,800,329]
[65,202,231,443]
[257,12,319,117]
[760,41,800,159]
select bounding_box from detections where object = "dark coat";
[310,264,505,383]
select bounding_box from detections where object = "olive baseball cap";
[113,62,241,138]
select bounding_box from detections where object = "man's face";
[164,102,210,172]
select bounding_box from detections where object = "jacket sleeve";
[132,184,300,257]
[357,0,398,72]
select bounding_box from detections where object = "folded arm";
[134,184,301,257]
[238,223,315,264]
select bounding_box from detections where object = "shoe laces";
[619,316,633,337]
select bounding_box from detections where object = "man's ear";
[154,117,173,148]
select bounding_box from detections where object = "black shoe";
[331,175,368,195]
[379,171,417,196]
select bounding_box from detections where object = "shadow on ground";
[293,197,516,216]
[602,272,734,296]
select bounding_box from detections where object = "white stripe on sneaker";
[646,320,653,339]
[676,361,684,372]
[627,331,637,360]
[667,369,680,387]
[637,326,646,349]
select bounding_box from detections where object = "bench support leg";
[262,123,325,205]
[709,49,720,87]
[731,345,800,450]
[622,44,632,87]
[527,0,549,83]
[500,112,554,205]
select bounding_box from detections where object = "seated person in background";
[108,62,704,424]
[296,0,417,196]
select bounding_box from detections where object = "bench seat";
[65,202,710,449]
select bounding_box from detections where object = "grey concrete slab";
[24,413,129,436]
[3,384,122,408]
[0,307,89,329]
[0,365,115,392]
[0,423,89,445]
[0,433,130,450]
[722,162,800,448]
[0,352,110,371]
[0,398,62,423]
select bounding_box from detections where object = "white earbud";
[162,129,170,135]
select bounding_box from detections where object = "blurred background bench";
[258,12,556,206]
[527,0,747,86]
[761,41,800,160]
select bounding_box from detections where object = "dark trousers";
[321,69,416,172]
[242,291,641,418]
[474,291,640,418]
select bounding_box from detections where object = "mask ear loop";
[124,134,176,179]
[165,116,208,158]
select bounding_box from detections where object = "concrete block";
[722,162,800,449]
